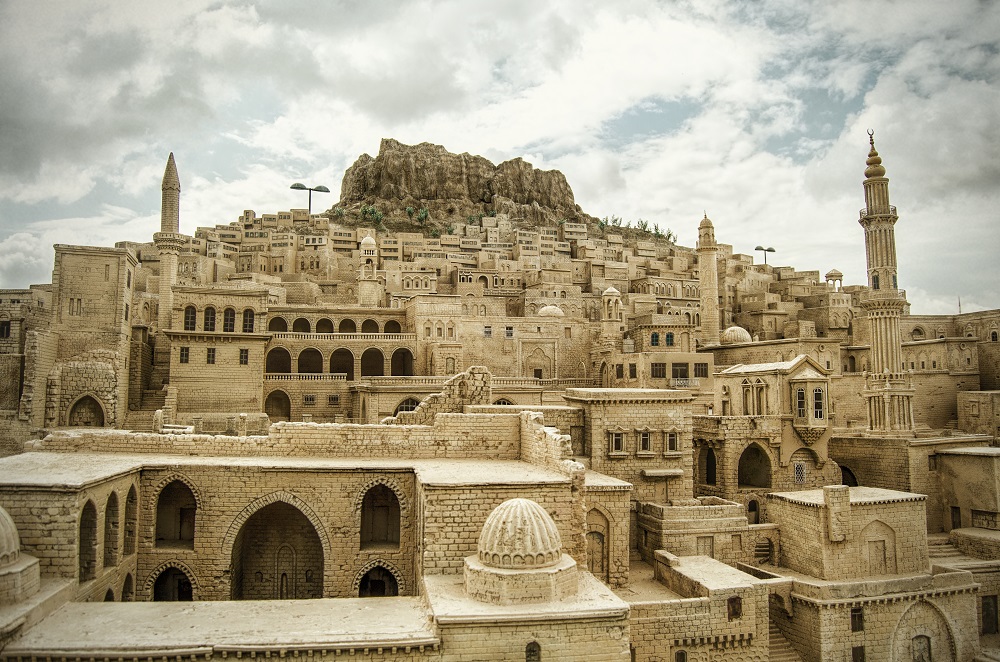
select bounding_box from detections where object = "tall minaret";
[858,132,914,435]
[697,213,720,346]
[154,153,184,330]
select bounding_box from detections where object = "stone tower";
[357,234,384,307]
[154,153,184,330]
[858,132,914,435]
[697,213,720,346]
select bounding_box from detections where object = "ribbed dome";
[721,326,753,345]
[0,507,20,566]
[537,304,565,317]
[825,269,843,280]
[360,235,377,247]
[699,213,713,229]
[478,498,562,569]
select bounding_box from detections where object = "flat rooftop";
[5,598,438,655]
[0,453,571,489]
[770,486,925,506]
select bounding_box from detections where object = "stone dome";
[721,326,753,345]
[602,286,620,297]
[477,498,562,569]
[825,269,843,280]
[0,507,20,567]
[537,305,565,317]
[360,234,377,248]
[699,213,713,229]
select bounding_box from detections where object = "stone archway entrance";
[68,396,104,426]
[230,502,323,600]
[264,390,291,422]
[359,566,398,597]
[153,567,193,601]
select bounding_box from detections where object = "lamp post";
[290,183,330,216]
[754,245,775,266]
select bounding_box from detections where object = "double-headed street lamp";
[755,245,776,265]
[290,182,330,216]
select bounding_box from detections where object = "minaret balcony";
[859,205,896,219]
[859,289,907,306]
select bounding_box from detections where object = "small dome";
[0,507,20,566]
[721,326,753,345]
[699,212,713,229]
[360,235,377,247]
[537,305,565,317]
[602,286,620,297]
[478,498,562,569]
[825,269,843,280]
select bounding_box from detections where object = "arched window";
[292,318,311,333]
[103,491,119,567]
[493,398,514,406]
[121,573,134,601]
[268,316,288,332]
[674,652,687,662]
[316,318,334,333]
[339,319,357,333]
[384,320,402,334]
[361,319,379,334]
[124,485,137,555]
[79,501,97,581]
[651,332,659,346]
[391,348,414,376]
[183,306,196,331]
[330,348,355,380]
[813,388,824,419]
[525,642,541,662]
[993,331,998,342]
[242,309,255,333]
[360,484,400,549]
[155,481,196,549]
[705,448,717,485]
[223,308,236,333]
[265,348,292,373]
[665,332,674,346]
[872,274,880,290]
[203,307,216,331]
[394,398,420,415]
[361,348,384,377]
[297,348,323,373]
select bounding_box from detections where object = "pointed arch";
[144,561,199,600]
[353,558,406,595]
[222,491,331,560]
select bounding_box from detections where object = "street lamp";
[290,182,330,216]
[754,245,776,265]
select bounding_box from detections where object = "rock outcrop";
[333,139,588,226]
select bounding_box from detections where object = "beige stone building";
[0,136,996,660]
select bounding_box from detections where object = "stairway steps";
[769,622,804,662]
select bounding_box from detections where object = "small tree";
[405,206,415,219]
[417,208,429,223]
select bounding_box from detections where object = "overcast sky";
[0,0,997,314]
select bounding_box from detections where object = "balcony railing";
[264,373,348,381]
[669,378,701,388]
[270,333,417,341]
[859,205,897,219]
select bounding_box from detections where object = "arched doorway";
[586,508,609,583]
[104,588,115,601]
[68,396,104,427]
[292,318,311,333]
[384,320,401,334]
[701,447,717,485]
[264,390,291,422]
[390,348,414,376]
[230,502,323,600]
[361,319,379,334]
[361,348,384,377]
[330,349,355,380]
[268,317,288,332]
[103,491,119,567]
[339,319,357,333]
[738,444,771,488]
[79,501,97,581]
[316,318,334,333]
[155,481,196,549]
[121,574,134,601]
[265,348,291,373]
[153,567,193,601]
[297,348,323,373]
[360,484,401,549]
[124,486,137,555]
[358,566,398,597]
[841,466,859,487]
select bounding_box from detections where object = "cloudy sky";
[0,0,997,314]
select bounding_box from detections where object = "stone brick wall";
[388,367,492,426]
[0,355,21,410]
[435,616,631,661]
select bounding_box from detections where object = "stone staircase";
[769,622,803,662]
[123,409,156,432]
[927,533,968,561]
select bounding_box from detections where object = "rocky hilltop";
[331,138,592,228]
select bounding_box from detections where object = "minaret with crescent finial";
[859,132,914,435]
[154,153,184,330]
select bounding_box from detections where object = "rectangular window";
[928,454,937,471]
[794,462,806,484]
[851,607,865,632]
[179,347,189,364]
[629,363,637,378]
[983,595,999,635]
[328,394,340,405]
[303,394,316,406]
[814,388,825,419]
[206,348,215,364]
[851,646,865,662]
[672,363,689,379]
[668,432,678,451]
[694,362,708,378]
[239,349,249,365]
[564,327,572,339]
[0,321,9,338]
[223,309,235,332]
[796,388,806,418]
[616,364,624,379]
[639,431,650,452]
[651,363,666,379]
[484,326,492,338]
[505,326,514,338]
[610,432,624,454]
[124,303,129,323]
